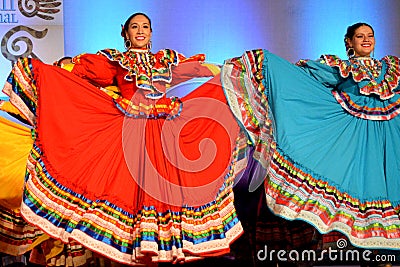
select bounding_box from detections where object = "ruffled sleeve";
[71,53,118,88]
[153,51,216,93]
[168,61,216,87]
[296,56,344,88]
[154,50,214,86]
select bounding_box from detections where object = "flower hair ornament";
[120,24,125,38]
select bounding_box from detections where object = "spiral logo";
[1,25,48,63]
[336,238,348,249]
[121,65,240,206]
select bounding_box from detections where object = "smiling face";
[125,14,152,49]
[346,25,375,57]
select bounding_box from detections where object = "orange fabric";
[32,59,239,211]
[71,53,118,88]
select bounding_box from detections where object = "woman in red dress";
[3,12,246,265]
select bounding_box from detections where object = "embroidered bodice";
[71,48,211,119]
[99,48,185,99]
[296,54,400,120]
[320,55,400,100]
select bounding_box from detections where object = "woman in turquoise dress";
[222,22,400,250]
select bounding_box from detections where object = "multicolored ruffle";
[322,55,400,100]
[0,205,43,256]
[2,58,37,125]
[222,49,275,170]
[22,136,245,264]
[97,48,205,100]
[332,90,400,120]
[266,146,400,248]
[104,88,183,120]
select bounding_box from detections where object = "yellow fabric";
[28,234,50,250]
[61,63,74,72]
[102,85,121,96]
[28,234,64,261]
[0,101,28,121]
[202,63,221,75]
[44,239,65,263]
[0,116,32,210]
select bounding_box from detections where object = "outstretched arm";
[296,57,343,88]
[71,53,118,88]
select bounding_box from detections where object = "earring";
[124,39,131,50]
[346,47,355,59]
[146,40,152,50]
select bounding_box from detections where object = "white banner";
[0,0,64,98]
